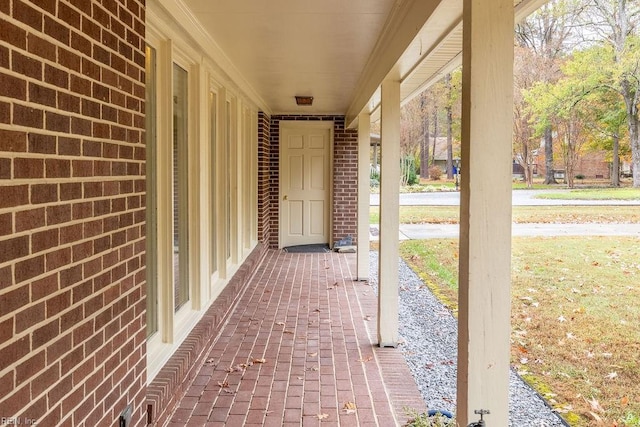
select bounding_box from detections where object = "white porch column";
[357,113,371,281]
[377,80,400,347]
[457,0,514,425]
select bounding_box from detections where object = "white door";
[280,122,332,248]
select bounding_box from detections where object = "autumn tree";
[578,0,640,186]
[558,45,630,186]
[400,96,422,185]
[526,73,592,188]
[515,0,585,184]
[514,46,543,187]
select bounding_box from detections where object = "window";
[145,45,158,338]
[173,63,189,311]
[210,92,217,275]
[144,21,261,382]
[225,100,232,261]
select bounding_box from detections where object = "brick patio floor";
[166,249,426,426]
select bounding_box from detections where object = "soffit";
[167,0,548,122]
[181,0,399,115]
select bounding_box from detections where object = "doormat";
[283,244,331,253]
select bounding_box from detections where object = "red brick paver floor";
[166,250,426,426]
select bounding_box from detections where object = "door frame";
[278,120,334,249]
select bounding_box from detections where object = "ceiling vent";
[295,96,314,106]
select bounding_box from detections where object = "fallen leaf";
[317,413,329,420]
[284,330,294,334]
[205,358,216,365]
[358,356,373,363]
[364,315,372,321]
[307,366,319,371]
[621,396,629,406]
[253,358,267,364]
[585,396,604,413]
[308,352,318,357]
[606,371,618,380]
[275,322,286,326]
[218,381,229,388]
[343,402,357,414]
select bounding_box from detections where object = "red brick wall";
[536,151,611,180]
[0,1,147,426]
[332,119,358,245]
[268,115,358,248]
[576,151,610,179]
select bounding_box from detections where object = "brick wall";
[0,1,147,426]
[576,151,610,179]
[257,111,270,245]
[536,150,611,180]
[332,119,358,245]
[268,115,358,248]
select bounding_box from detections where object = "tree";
[419,92,430,179]
[514,46,543,187]
[526,62,593,188]
[579,0,640,186]
[560,46,630,185]
[516,0,585,184]
[443,71,462,179]
[400,95,423,185]
[413,76,459,181]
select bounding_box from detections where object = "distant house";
[426,136,460,175]
[534,150,612,180]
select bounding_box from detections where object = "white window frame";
[145,11,262,383]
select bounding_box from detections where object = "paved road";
[369,189,640,239]
[370,189,640,206]
[369,223,640,240]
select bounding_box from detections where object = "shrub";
[405,165,418,186]
[429,166,443,180]
[403,408,455,427]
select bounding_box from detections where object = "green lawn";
[377,184,640,424]
[399,237,640,426]
[536,188,640,200]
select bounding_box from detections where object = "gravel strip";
[369,251,568,427]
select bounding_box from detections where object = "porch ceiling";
[175,0,548,123]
